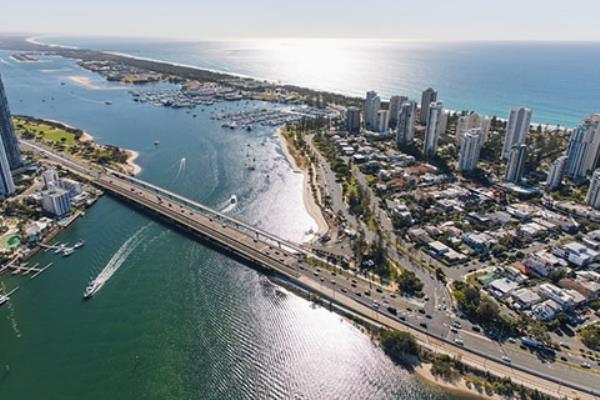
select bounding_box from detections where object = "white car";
[502,356,511,363]
[454,339,464,346]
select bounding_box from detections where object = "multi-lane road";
[22,139,600,400]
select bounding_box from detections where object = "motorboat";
[83,279,101,300]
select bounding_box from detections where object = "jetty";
[30,263,54,280]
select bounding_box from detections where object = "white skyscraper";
[546,156,567,191]
[456,115,470,146]
[587,170,600,210]
[346,106,361,134]
[502,107,533,160]
[376,110,389,133]
[41,187,72,217]
[388,95,408,128]
[364,91,381,131]
[565,114,600,181]
[437,110,449,137]
[479,115,492,144]
[505,144,527,183]
[458,128,482,172]
[420,88,438,125]
[423,101,444,158]
[396,100,417,147]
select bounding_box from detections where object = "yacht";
[83,279,101,300]
[62,247,75,256]
[0,294,8,306]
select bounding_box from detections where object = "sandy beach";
[125,149,142,176]
[414,365,501,400]
[67,75,106,90]
[36,117,142,176]
[276,128,329,238]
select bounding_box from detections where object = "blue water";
[0,51,458,399]
[33,36,600,127]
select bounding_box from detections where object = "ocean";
[32,36,600,127]
[0,50,456,399]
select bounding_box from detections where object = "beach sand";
[125,150,142,176]
[67,75,105,90]
[414,365,501,400]
[37,117,142,176]
[276,128,329,238]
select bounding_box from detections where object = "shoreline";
[23,36,575,129]
[26,117,142,176]
[276,128,329,240]
[414,365,499,400]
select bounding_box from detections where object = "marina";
[212,106,339,129]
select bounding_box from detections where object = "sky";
[1,0,600,41]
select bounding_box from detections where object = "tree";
[397,270,424,296]
[580,323,600,351]
[381,331,419,366]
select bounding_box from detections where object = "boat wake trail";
[175,157,187,180]
[89,224,150,296]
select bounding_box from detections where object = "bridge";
[20,139,600,400]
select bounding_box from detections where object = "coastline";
[23,36,575,129]
[29,117,142,176]
[414,365,497,400]
[276,128,329,239]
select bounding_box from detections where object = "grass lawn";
[13,117,78,146]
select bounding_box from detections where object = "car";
[454,339,464,346]
[355,292,362,297]
[508,337,517,344]
[351,283,357,288]
[418,309,426,314]
[407,307,413,312]
[320,277,325,282]
[424,296,430,301]
[502,356,511,363]
[331,271,336,276]
[472,326,481,332]
[375,288,382,293]
[581,362,591,369]
[341,288,348,293]
[316,268,321,273]
[399,315,406,321]
[351,279,357,284]
[390,294,397,299]
[364,290,371,296]
[425,314,432,319]
[387,307,397,315]
[560,356,568,362]
[330,280,336,285]
[299,265,304,270]
[450,328,458,334]
[559,342,570,349]
[372,302,379,309]
[419,322,428,329]
[313,272,319,277]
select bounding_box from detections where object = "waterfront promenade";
[20,139,600,400]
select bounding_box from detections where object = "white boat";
[229,195,237,205]
[83,279,101,300]
[74,240,85,249]
[62,247,75,256]
[53,244,66,254]
[0,294,9,306]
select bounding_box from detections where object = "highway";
[21,139,600,400]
